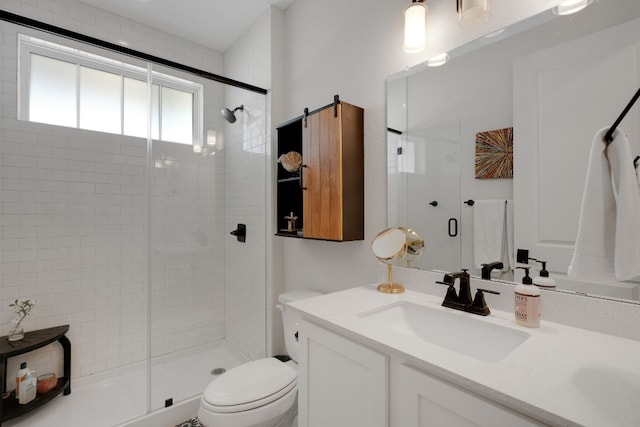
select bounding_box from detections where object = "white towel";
[506,199,514,270]
[474,200,509,270]
[568,127,640,281]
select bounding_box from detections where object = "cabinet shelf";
[275,232,303,238]
[277,176,301,184]
[0,325,71,425]
[2,377,70,423]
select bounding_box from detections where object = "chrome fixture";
[403,0,427,53]
[437,270,500,316]
[221,105,244,123]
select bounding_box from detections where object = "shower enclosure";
[147,63,268,412]
[0,12,267,426]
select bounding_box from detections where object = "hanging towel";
[568,127,640,281]
[474,200,509,270]
[506,199,514,271]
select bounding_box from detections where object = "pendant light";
[456,0,491,27]
[403,0,427,53]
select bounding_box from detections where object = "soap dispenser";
[533,260,556,289]
[515,266,541,328]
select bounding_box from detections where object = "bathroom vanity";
[289,285,640,427]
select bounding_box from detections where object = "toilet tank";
[277,290,322,362]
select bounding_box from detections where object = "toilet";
[198,290,322,427]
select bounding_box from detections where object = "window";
[19,35,202,145]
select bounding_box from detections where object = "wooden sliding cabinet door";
[302,102,363,241]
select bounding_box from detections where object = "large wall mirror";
[387,0,640,303]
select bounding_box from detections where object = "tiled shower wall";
[0,0,266,384]
[222,10,271,362]
[223,90,267,361]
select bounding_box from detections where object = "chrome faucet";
[436,269,500,316]
[481,261,504,280]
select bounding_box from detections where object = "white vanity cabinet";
[390,361,544,427]
[298,318,545,427]
[297,320,388,427]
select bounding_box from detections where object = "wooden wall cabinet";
[276,96,364,241]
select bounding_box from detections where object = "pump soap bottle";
[515,266,541,328]
[533,260,556,289]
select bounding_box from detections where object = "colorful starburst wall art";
[475,127,513,179]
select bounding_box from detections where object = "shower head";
[221,105,244,123]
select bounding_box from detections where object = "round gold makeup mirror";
[372,227,424,294]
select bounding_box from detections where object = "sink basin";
[359,301,529,362]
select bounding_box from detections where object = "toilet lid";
[202,358,297,413]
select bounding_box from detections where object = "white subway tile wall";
[222,10,271,362]
[224,92,268,361]
[0,0,267,392]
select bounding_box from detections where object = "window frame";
[18,34,203,146]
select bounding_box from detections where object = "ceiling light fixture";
[403,0,427,53]
[553,0,593,15]
[456,0,491,28]
[427,53,449,67]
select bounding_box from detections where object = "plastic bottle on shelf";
[15,362,29,400]
[19,369,37,404]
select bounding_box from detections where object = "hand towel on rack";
[568,127,640,281]
[474,200,509,271]
[506,199,514,270]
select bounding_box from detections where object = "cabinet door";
[302,105,343,240]
[391,362,543,427]
[298,320,388,427]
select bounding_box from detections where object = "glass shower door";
[147,65,267,411]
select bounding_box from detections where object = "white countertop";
[289,284,640,427]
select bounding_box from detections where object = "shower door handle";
[448,218,458,237]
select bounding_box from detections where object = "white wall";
[279,0,403,294]
[277,0,563,295]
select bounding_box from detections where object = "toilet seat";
[202,358,297,413]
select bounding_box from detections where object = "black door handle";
[448,218,458,237]
[429,201,438,207]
